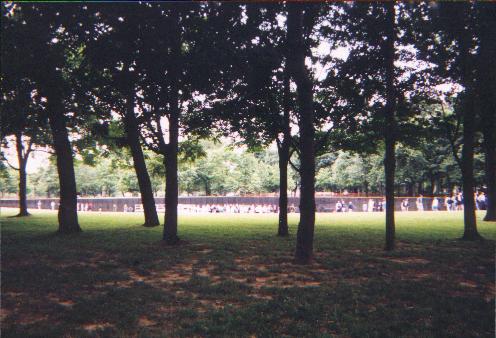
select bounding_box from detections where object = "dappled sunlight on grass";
[1,209,494,337]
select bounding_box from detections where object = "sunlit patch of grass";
[1,209,494,337]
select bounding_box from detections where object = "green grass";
[1,209,495,337]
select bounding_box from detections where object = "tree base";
[57,226,82,235]
[15,212,31,217]
[142,222,160,228]
[483,214,496,222]
[384,244,395,251]
[460,233,484,241]
[163,236,180,245]
[294,250,312,265]
[277,231,289,237]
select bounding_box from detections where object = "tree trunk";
[407,182,414,196]
[478,7,496,222]
[204,180,211,196]
[15,132,29,217]
[460,95,481,239]
[482,111,496,221]
[47,105,81,234]
[446,174,452,194]
[277,143,289,237]
[428,174,435,196]
[277,72,291,237]
[458,8,481,240]
[124,90,160,227]
[164,114,179,244]
[384,1,396,251]
[287,5,316,264]
[163,17,181,244]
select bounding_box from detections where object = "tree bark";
[163,16,181,244]
[460,94,481,239]
[482,110,496,221]
[163,112,179,244]
[277,72,291,237]
[204,181,211,196]
[458,7,481,240]
[287,5,316,264]
[124,90,160,227]
[384,1,396,251]
[477,6,496,222]
[407,182,414,196]
[47,103,81,234]
[277,143,289,237]
[15,132,30,217]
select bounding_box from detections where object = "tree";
[2,4,82,232]
[204,3,295,236]
[287,4,318,264]
[414,2,488,238]
[80,4,160,227]
[1,4,49,216]
[135,3,241,243]
[475,3,496,222]
[321,2,432,249]
[0,163,17,197]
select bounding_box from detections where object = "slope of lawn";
[1,208,494,337]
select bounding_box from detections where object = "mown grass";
[1,209,495,337]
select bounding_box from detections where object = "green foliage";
[179,142,278,196]
[0,163,17,196]
[29,159,59,198]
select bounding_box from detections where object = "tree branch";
[288,157,300,173]
[439,100,462,168]
[0,152,20,171]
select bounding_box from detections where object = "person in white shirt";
[432,198,439,211]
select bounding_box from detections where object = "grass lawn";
[1,209,494,337]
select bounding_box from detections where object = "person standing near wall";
[416,195,424,211]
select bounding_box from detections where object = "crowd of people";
[34,192,488,213]
[177,204,282,214]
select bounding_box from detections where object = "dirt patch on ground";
[0,308,11,322]
[83,322,114,331]
[388,257,430,265]
[458,280,478,288]
[138,316,157,327]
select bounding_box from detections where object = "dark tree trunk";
[47,105,81,234]
[287,5,316,264]
[458,9,481,240]
[482,114,496,221]
[163,113,179,244]
[124,90,160,227]
[204,181,211,196]
[428,174,435,196]
[384,1,396,251]
[407,182,414,196]
[277,144,289,237]
[277,72,291,237]
[460,95,481,239]
[15,132,30,217]
[446,174,452,194]
[163,19,180,244]
[478,9,496,222]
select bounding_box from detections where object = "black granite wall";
[0,196,446,212]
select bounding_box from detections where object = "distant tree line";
[0,140,486,199]
[1,2,494,263]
